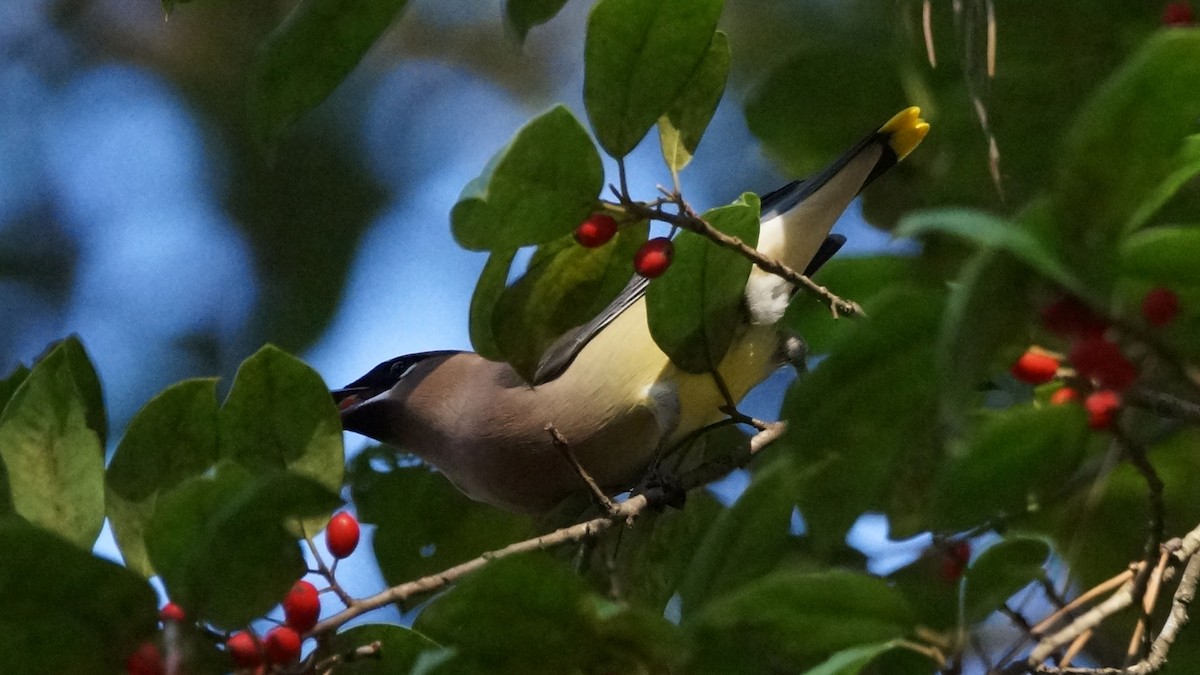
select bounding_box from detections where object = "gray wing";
[532,275,650,384]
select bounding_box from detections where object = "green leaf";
[1127,135,1200,231]
[781,255,919,356]
[801,641,925,675]
[608,488,724,613]
[647,193,760,373]
[451,106,604,251]
[1052,31,1200,261]
[933,404,1089,531]
[492,222,647,381]
[332,624,441,674]
[678,457,798,617]
[658,31,731,173]
[1120,225,1200,286]
[0,518,157,675]
[350,448,532,590]
[781,289,943,552]
[936,251,1031,435]
[220,344,344,534]
[415,556,685,674]
[58,336,106,445]
[0,341,105,548]
[249,0,413,144]
[145,464,341,627]
[469,250,516,360]
[584,0,724,158]
[686,570,915,674]
[0,364,29,418]
[504,0,570,43]
[896,208,1085,295]
[963,536,1051,624]
[106,379,220,577]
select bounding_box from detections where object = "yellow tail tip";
[879,106,930,161]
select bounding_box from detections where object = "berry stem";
[302,530,355,608]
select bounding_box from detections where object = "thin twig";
[609,195,867,319]
[313,640,382,673]
[1125,388,1200,425]
[547,424,618,515]
[302,530,355,608]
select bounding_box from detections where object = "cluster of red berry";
[574,213,674,279]
[1010,288,1181,430]
[125,512,361,675]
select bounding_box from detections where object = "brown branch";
[307,421,786,638]
[610,194,867,319]
[547,424,618,515]
[313,640,382,674]
[1022,526,1200,674]
[302,530,355,608]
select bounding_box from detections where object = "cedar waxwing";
[334,108,929,514]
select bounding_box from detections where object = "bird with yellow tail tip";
[334,107,930,514]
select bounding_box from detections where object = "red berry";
[126,641,164,675]
[574,213,618,248]
[283,580,321,633]
[326,512,361,559]
[1142,287,1180,327]
[1049,387,1079,405]
[939,541,971,582]
[1085,390,1122,430]
[1040,297,1108,338]
[1011,350,1059,385]
[634,237,674,279]
[264,626,302,665]
[1163,2,1194,25]
[226,631,261,669]
[1069,336,1137,391]
[159,602,185,623]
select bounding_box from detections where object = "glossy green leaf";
[781,255,919,356]
[106,379,220,577]
[1127,135,1200,231]
[658,31,730,173]
[1052,31,1200,264]
[801,641,924,675]
[896,208,1085,295]
[249,0,412,144]
[332,624,441,674]
[647,193,760,373]
[504,0,570,42]
[937,251,1031,435]
[220,344,344,534]
[350,448,532,591]
[452,106,603,251]
[584,0,724,158]
[415,556,685,674]
[0,518,157,675]
[678,457,798,616]
[609,488,724,613]
[686,570,915,674]
[0,364,29,418]
[469,250,516,360]
[1120,225,1200,286]
[933,404,1089,531]
[781,289,943,552]
[492,222,647,381]
[145,464,341,627]
[58,337,106,445]
[963,536,1050,624]
[0,341,104,548]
